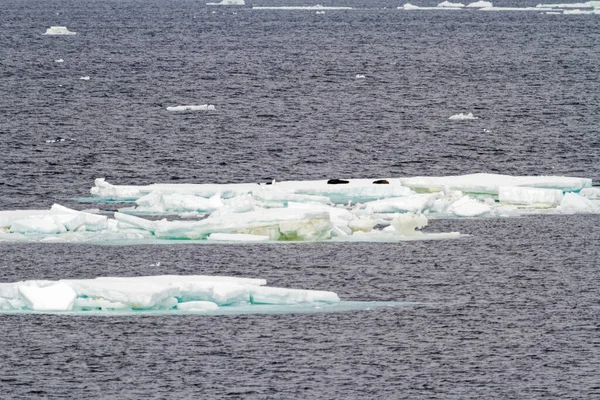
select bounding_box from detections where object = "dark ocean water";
[0,0,599,398]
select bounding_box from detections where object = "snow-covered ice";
[400,3,463,9]
[80,76,90,80]
[54,59,64,63]
[43,26,76,35]
[437,1,466,7]
[166,105,216,111]
[253,5,353,10]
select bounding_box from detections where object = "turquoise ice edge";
[0,301,418,316]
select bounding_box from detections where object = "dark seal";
[327,179,350,184]
[372,179,389,184]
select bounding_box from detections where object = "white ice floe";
[207,233,270,242]
[43,26,76,35]
[79,76,90,80]
[400,3,463,9]
[556,192,598,213]
[0,275,340,313]
[166,105,216,111]
[579,187,600,199]
[207,0,245,5]
[54,59,64,63]
[449,112,478,120]
[466,1,493,7]
[253,5,353,10]
[316,10,326,14]
[355,74,366,79]
[437,1,466,7]
[562,9,594,13]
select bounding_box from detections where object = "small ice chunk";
[348,217,376,233]
[438,1,466,7]
[250,286,340,304]
[177,301,219,311]
[466,1,493,6]
[54,59,64,63]
[18,282,76,311]
[557,193,598,213]
[390,212,428,236]
[449,112,478,120]
[80,76,90,80]
[43,26,76,36]
[206,0,245,4]
[10,215,67,234]
[166,105,216,111]
[447,196,491,217]
[355,74,366,79]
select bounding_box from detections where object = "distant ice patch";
[355,74,366,79]
[437,1,466,7]
[466,1,493,7]
[54,59,64,63]
[253,5,353,10]
[449,112,478,120]
[207,0,245,4]
[43,26,76,36]
[79,76,90,81]
[166,105,216,111]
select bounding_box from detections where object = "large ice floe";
[1,174,597,244]
[43,26,76,35]
[0,275,403,315]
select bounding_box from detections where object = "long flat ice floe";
[207,0,245,4]
[0,275,349,314]
[166,105,216,111]
[43,26,76,35]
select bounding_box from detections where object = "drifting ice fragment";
[166,105,216,111]
[207,0,245,4]
[253,5,353,10]
[437,1,466,7]
[55,59,64,63]
[80,76,90,80]
[449,112,478,120]
[579,187,600,199]
[43,26,76,35]
[18,282,77,311]
[356,74,366,79]
[466,1,493,6]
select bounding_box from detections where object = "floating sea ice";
[438,1,466,7]
[206,0,245,5]
[316,10,326,14]
[1,204,108,235]
[132,191,225,214]
[55,59,64,63]
[391,212,428,236]
[562,9,593,14]
[355,74,365,79]
[536,2,598,8]
[449,112,478,120]
[43,26,76,35]
[253,5,353,10]
[556,192,599,213]
[365,193,442,214]
[479,6,552,11]
[466,1,493,7]
[166,105,216,111]
[0,275,341,313]
[80,76,90,80]
[400,3,462,9]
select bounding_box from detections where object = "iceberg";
[43,26,76,35]
[0,275,346,314]
[449,112,478,120]
[207,0,245,4]
[166,105,216,111]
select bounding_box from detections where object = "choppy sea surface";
[0,0,599,398]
